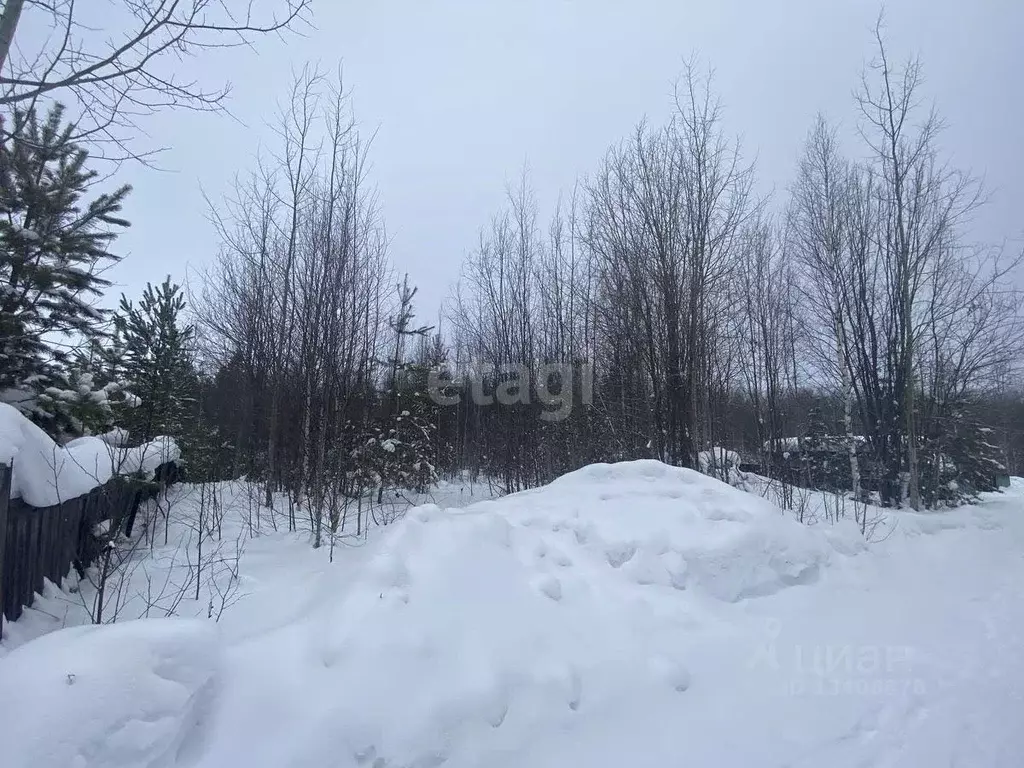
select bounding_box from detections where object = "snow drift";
[509,460,850,601]
[196,460,863,768]
[0,619,221,768]
[0,402,180,506]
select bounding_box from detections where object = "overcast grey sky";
[106,0,1022,320]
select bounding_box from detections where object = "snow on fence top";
[0,403,180,507]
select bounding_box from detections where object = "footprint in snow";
[353,746,377,765]
[549,548,573,567]
[535,541,573,567]
[544,663,583,710]
[476,684,511,728]
[605,542,637,568]
[625,549,670,586]
[535,574,563,602]
[568,667,583,710]
[662,551,688,590]
[649,656,692,692]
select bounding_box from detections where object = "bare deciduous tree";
[0,0,312,160]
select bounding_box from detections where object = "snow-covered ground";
[0,474,499,650]
[2,462,1023,767]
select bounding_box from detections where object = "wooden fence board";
[0,462,178,632]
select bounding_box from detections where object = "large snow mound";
[215,460,859,767]
[530,460,854,600]
[0,619,221,768]
[0,402,180,506]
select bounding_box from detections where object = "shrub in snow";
[799,407,850,491]
[697,446,747,487]
[350,409,439,502]
[698,447,740,474]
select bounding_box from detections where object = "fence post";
[0,463,11,635]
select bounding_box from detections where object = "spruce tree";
[919,402,1007,506]
[0,104,131,434]
[380,276,437,494]
[115,277,196,442]
[802,406,852,491]
[46,329,136,437]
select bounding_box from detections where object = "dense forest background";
[2,16,1022,528]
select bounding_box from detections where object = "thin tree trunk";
[0,0,25,73]
[838,321,861,499]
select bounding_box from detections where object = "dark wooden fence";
[0,461,179,630]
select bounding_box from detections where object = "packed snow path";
[2,462,1023,767]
